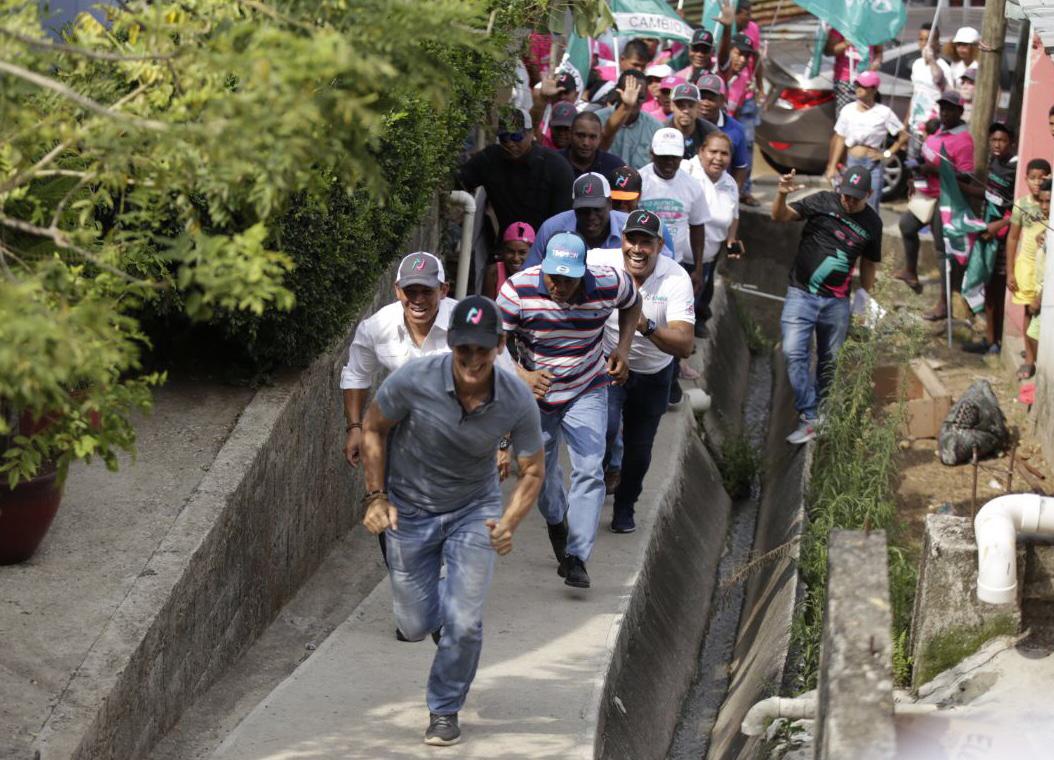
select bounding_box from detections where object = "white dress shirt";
[681,159,740,262]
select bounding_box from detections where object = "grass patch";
[788,317,924,692]
[914,614,1018,686]
[719,433,762,500]
[736,299,771,355]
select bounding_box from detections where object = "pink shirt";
[641,99,667,119]
[725,68,754,114]
[829,29,881,84]
[919,124,974,198]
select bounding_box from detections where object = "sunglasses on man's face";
[498,131,526,143]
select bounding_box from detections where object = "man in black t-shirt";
[560,111,626,179]
[666,83,719,160]
[962,122,1016,354]
[771,166,883,444]
[457,107,575,231]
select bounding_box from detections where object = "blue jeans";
[385,495,501,715]
[537,386,608,560]
[738,98,759,194]
[606,362,676,518]
[780,287,851,421]
[846,155,883,213]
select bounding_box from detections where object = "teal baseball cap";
[542,232,587,278]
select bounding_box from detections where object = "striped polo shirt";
[496,264,638,409]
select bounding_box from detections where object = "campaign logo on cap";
[624,209,662,238]
[503,222,536,244]
[659,74,684,91]
[572,172,611,209]
[555,71,577,92]
[448,296,502,349]
[839,165,872,199]
[550,101,577,128]
[651,127,685,157]
[609,165,642,201]
[691,29,714,48]
[696,73,726,97]
[937,90,963,108]
[732,33,755,53]
[542,232,587,278]
[671,83,700,103]
[396,251,445,289]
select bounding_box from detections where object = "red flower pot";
[0,469,63,564]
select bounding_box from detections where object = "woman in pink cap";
[484,222,535,298]
[824,70,909,213]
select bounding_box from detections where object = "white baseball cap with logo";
[651,127,686,157]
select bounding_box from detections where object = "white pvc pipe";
[741,692,940,736]
[975,494,1054,604]
[742,693,816,736]
[448,191,477,300]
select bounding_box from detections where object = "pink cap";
[503,222,536,244]
[856,71,880,89]
[659,75,685,91]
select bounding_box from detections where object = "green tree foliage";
[0,0,508,487]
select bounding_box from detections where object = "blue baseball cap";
[542,232,587,279]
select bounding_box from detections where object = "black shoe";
[563,555,591,588]
[962,338,990,354]
[396,627,442,644]
[396,627,409,642]
[610,511,636,533]
[424,712,461,746]
[547,520,568,564]
[432,628,442,645]
[694,321,709,339]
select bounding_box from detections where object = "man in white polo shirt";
[590,210,695,533]
[340,252,455,467]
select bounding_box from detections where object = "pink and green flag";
[939,145,989,313]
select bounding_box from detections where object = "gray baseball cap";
[840,165,872,199]
[396,252,445,289]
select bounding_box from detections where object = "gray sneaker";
[786,418,817,445]
[424,712,460,746]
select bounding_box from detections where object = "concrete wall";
[594,283,748,760]
[34,205,442,759]
[816,530,896,760]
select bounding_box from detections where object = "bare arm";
[342,388,369,466]
[482,263,498,300]
[1007,222,1022,291]
[486,448,545,555]
[361,401,401,534]
[826,133,846,178]
[644,320,695,359]
[888,129,909,156]
[733,166,748,190]
[859,258,876,292]
[771,171,804,222]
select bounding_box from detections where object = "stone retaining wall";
[35,204,442,760]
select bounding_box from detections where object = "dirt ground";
[874,209,1051,554]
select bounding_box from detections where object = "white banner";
[612,12,694,42]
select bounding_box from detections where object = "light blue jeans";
[846,154,883,213]
[780,287,851,421]
[537,386,608,561]
[385,494,502,715]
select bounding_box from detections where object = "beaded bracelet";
[362,490,388,508]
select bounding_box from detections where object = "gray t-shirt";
[375,353,543,513]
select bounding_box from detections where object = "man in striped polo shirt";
[497,231,641,589]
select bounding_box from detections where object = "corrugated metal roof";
[1017,0,1054,52]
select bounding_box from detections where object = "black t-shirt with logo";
[788,191,883,299]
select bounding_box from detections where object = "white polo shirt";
[681,159,740,262]
[339,298,457,390]
[588,248,695,375]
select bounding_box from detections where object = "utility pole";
[971,0,1008,171]
[1006,19,1031,136]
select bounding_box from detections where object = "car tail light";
[775,88,835,110]
[768,141,792,151]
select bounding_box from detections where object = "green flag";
[556,30,593,95]
[611,0,694,43]
[794,0,907,50]
[938,145,989,314]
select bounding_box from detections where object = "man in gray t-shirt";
[362,295,544,748]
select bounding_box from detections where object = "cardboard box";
[873,360,952,439]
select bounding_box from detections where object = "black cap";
[572,172,611,209]
[609,165,642,201]
[448,296,503,349]
[617,68,648,99]
[731,33,756,53]
[691,29,714,49]
[840,165,872,199]
[555,71,577,93]
[623,209,662,238]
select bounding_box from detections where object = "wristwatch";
[498,436,511,451]
[641,318,657,337]
[882,149,892,160]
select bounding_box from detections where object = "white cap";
[953,26,980,44]
[651,127,685,157]
[645,63,673,79]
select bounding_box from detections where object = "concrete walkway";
[210,411,693,760]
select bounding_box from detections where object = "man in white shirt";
[341,252,456,465]
[639,128,709,294]
[907,23,953,161]
[589,210,695,533]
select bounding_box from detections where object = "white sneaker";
[786,418,817,445]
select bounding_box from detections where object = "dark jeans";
[606,361,676,518]
[899,207,946,278]
[679,260,717,321]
